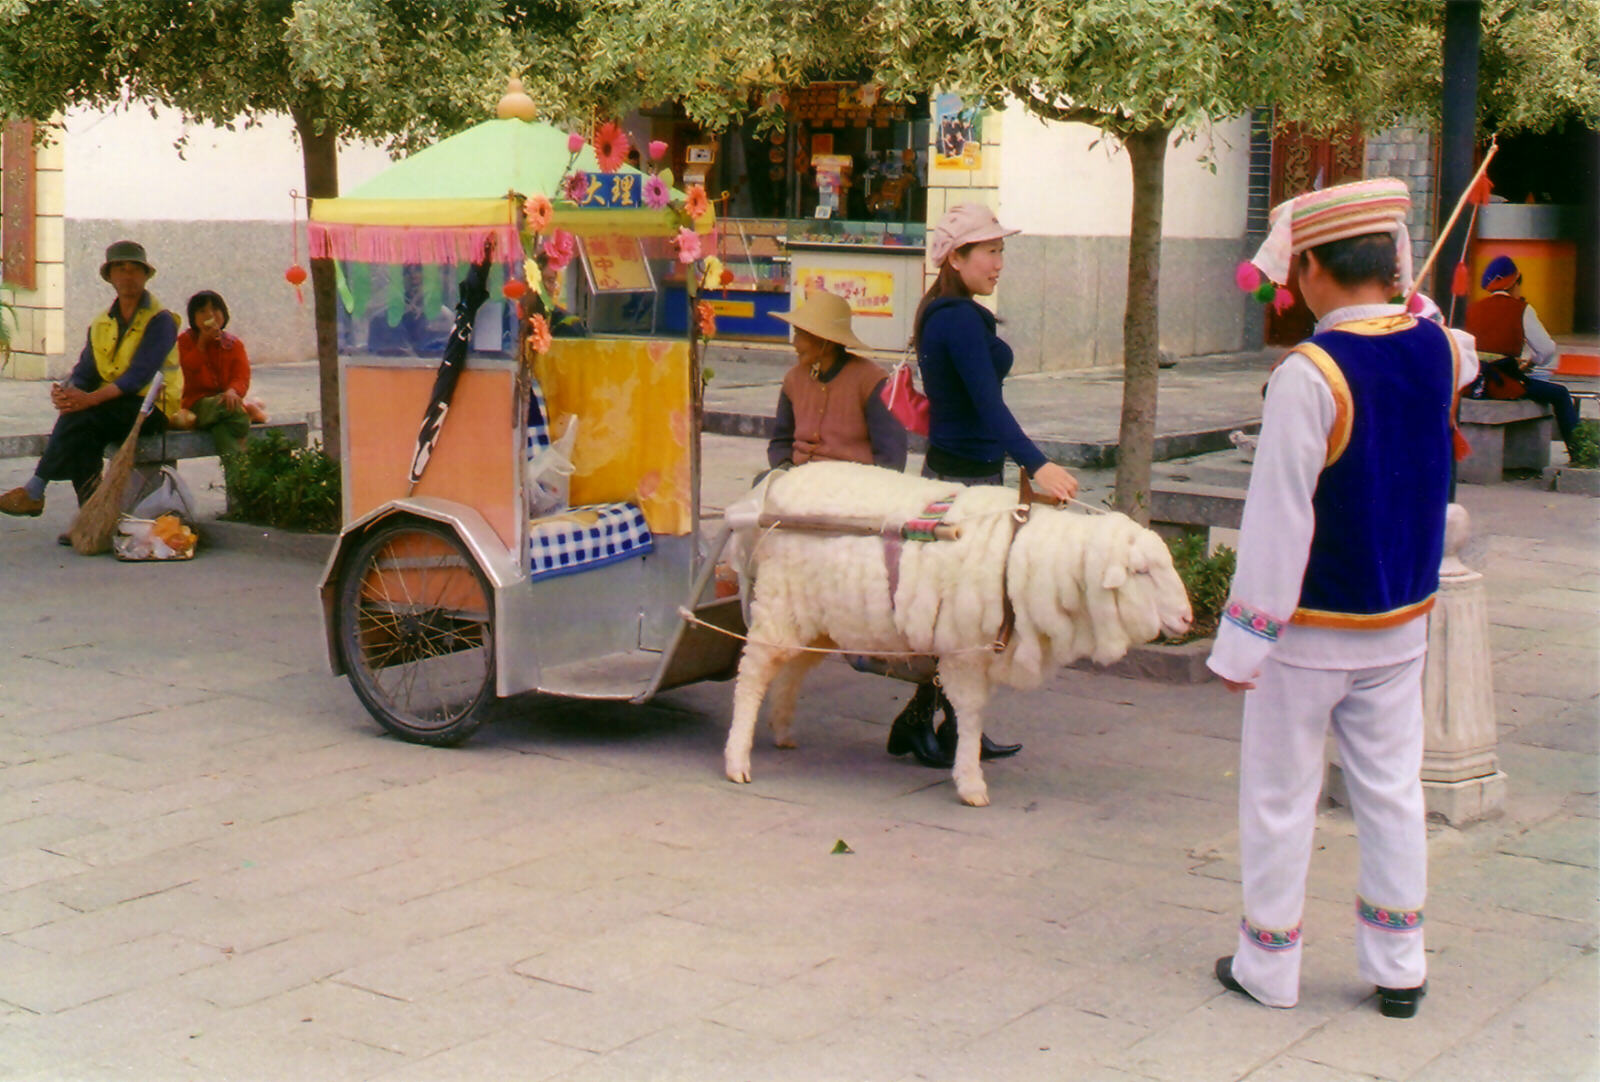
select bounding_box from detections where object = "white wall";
[63,104,397,221]
[998,106,1249,240]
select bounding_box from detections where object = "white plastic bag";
[129,464,198,520]
[526,414,579,518]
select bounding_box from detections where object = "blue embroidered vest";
[1293,315,1458,629]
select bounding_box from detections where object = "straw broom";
[69,374,163,556]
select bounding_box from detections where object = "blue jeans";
[1521,375,1580,449]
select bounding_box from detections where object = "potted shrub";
[1551,419,1600,496]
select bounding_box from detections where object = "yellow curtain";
[535,339,693,535]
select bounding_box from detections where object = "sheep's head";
[1130,530,1193,637]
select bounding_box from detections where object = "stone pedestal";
[1419,504,1506,823]
[1327,504,1506,824]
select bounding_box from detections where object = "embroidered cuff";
[1241,918,1301,951]
[1224,601,1284,642]
[1357,898,1423,932]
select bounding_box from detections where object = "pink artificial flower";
[542,229,577,271]
[563,171,590,204]
[642,174,671,209]
[674,226,701,264]
[567,131,585,154]
[649,139,668,161]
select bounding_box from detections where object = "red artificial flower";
[594,120,629,172]
[649,139,669,161]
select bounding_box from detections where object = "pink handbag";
[880,360,930,436]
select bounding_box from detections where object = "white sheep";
[723,461,1193,806]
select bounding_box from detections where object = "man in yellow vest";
[0,241,183,523]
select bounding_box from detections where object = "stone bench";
[0,421,311,509]
[1457,398,1553,485]
[1148,482,1246,542]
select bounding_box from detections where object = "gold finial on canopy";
[496,76,537,121]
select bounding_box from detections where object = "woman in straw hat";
[766,290,907,471]
[881,202,1078,769]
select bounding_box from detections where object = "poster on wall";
[933,92,982,171]
[797,267,895,318]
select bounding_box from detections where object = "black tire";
[337,518,496,746]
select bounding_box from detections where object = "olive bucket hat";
[100,240,156,281]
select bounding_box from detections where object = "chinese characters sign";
[567,172,644,209]
[579,233,652,293]
[796,268,895,318]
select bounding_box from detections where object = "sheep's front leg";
[725,641,794,783]
[937,658,993,807]
[764,646,827,749]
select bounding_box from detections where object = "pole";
[1433,0,1481,319]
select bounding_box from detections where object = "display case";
[783,218,926,254]
[659,217,795,340]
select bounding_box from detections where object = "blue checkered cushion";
[529,502,653,580]
[526,378,552,458]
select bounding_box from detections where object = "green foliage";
[222,431,341,533]
[1162,533,1236,645]
[1569,419,1600,469]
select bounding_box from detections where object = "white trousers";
[1230,655,1428,1008]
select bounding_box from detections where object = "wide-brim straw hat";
[100,240,156,281]
[774,290,868,352]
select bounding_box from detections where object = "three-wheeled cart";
[309,111,745,745]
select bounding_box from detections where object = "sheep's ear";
[1101,562,1127,590]
[1127,536,1150,573]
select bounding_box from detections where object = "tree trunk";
[293,107,341,460]
[1112,126,1169,525]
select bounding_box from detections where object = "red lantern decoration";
[284,263,307,304]
[502,278,527,300]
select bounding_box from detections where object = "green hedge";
[222,431,341,533]
[1162,533,1236,644]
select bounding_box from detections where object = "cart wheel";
[338,518,495,746]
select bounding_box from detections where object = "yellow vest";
[90,292,184,417]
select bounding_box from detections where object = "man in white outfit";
[1209,178,1478,1019]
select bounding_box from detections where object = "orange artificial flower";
[523,193,553,232]
[695,300,716,338]
[526,313,553,356]
[684,184,709,220]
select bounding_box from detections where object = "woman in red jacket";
[176,290,253,456]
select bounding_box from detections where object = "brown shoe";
[0,487,44,517]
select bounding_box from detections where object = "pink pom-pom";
[1272,287,1294,313]
[567,131,585,154]
[1234,261,1261,292]
[1406,293,1427,314]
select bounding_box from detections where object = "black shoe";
[886,686,953,769]
[934,689,1022,761]
[1376,982,1426,1019]
[1214,956,1261,1004]
[57,532,72,547]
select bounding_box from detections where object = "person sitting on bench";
[1465,255,1580,461]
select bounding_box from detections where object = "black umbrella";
[407,250,495,491]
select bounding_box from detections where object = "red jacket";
[177,329,251,409]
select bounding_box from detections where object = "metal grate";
[1245,108,1274,242]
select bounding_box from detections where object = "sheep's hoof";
[958,783,990,807]
[724,756,751,784]
[774,737,797,749]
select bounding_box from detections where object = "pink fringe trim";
[308,222,521,265]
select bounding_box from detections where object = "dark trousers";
[36,395,165,498]
[1521,376,1580,449]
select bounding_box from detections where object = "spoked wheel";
[337,518,496,745]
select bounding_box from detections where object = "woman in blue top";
[886,202,1079,769]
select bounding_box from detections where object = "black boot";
[934,691,1022,761]
[886,683,953,768]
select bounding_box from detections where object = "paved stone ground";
[0,361,1595,1081]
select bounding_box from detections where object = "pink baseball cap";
[928,202,1019,266]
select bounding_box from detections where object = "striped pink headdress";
[1247,177,1414,293]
